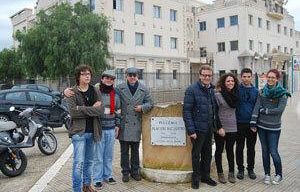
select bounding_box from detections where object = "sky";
[0,0,299,51]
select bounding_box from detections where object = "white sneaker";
[264,174,271,185]
[272,175,282,185]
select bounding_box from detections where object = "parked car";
[0,89,67,128]
[11,84,61,97]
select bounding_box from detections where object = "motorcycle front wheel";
[0,149,27,177]
[38,132,57,155]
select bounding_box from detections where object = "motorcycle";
[0,118,27,177]
[9,106,58,155]
[59,98,71,130]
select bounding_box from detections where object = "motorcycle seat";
[36,109,50,115]
[0,121,17,131]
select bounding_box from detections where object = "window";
[249,40,254,50]
[37,85,50,92]
[258,17,262,28]
[290,29,293,37]
[259,41,263,53]
[277,24,281,33]
[284,27,287,35]
[297,41,299,48]
[278,46,281,52]
[154,35,162,47]
[217,42,225,52]
[153,5,161,18]
[135,32,144,46]
[267,43,270,53]
[219,70,226,77]
[138,69,144,80]
[200,47,207,57]
[217,17,225,28]
[6,92,27,101]
[135,1,143,15]
[113,0,123,11]
[29,92,53,102]
[156,69,161,79]
[230,40,238,51]
[290,48,293,54]
[230,70,237,75]
[173,70,177,80]
[170,9,177,21]
[248,14,253,25]
[266,20,270,30]
[114,30,124,44]
[170,37,177,49]
[230,15,238,26]
[199,21,206,31]
[89,0,95,11]
[284,47,287,53]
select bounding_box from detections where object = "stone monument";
[141,103,193,183]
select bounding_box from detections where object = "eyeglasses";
[80,72,91,76]
[200,74,212,78]
[127,73,137,77]
[267,76,277,79]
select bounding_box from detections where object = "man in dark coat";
[183,65,222,189]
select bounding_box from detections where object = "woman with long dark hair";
[250,69,291,185]
[214,73,239,184]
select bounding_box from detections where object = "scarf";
[128,81,139,96]
[99,83,115,114]
[221,88,239,108]
[262,83,291,99]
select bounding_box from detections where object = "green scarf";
[262,83,291,99]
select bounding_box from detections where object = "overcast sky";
[0,0,299,51]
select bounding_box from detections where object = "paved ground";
[2,93,300,192]
[0,127,71,192]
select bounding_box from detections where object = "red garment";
[99,83,115,114]
[109,89,115,114]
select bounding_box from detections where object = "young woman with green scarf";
[250,69,291,185]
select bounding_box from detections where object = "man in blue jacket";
[183,65,222,189]
[235,68,259,180]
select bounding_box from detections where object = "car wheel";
[0,114,9,122]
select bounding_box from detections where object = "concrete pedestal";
[141,103,193,183]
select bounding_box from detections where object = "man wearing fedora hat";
[116,67,153,182]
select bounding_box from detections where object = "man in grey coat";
[116,67,153,182]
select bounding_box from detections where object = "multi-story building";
[194,0,297,75]
[10,8,35,48]
[10,0,300,77]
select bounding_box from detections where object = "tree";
[0,48,24,83]
[16,2,110,79]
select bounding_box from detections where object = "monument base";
[141,167,192,183]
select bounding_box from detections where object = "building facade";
[194,0,297,76]
[10,0,300,78]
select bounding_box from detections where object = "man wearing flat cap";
[116,67,153,182]
[93,69,121,188]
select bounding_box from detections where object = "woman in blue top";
[250,69,291,185]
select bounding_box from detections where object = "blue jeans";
[258,128,282,176]
[72,133,95,192]
[93,129,115,183]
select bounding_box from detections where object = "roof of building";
[10,8,33,19]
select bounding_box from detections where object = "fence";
[3,71,299,104]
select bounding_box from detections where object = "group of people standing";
[65,65,153,192]
[65,63,290,191]
[183,65,290,189]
